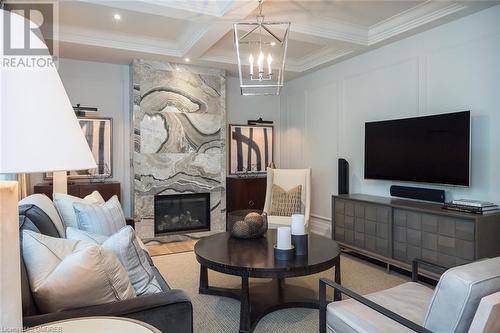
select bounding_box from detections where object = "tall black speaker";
[338,158,349,194]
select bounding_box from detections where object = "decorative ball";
[231,220,250,238]
[244,212,263,228]
[230,212,268,239]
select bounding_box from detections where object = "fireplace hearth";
[154,193,211,236]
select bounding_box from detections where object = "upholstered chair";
[320,257,500,333]
[263,168,311,229]
[468,291,500,333]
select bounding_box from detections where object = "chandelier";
[233,0,290,96]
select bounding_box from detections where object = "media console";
[332,193,500,279]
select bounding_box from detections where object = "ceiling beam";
[179,0,262,59]
[57,25,181,58]
[78,0,222,21]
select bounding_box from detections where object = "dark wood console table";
[34,181,121,201]
[332,193,500,278]
[226,176,267,212]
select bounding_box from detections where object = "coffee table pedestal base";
[199,267,332,333]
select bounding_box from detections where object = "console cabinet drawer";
[333,199,391,257]
[392,209,475,266]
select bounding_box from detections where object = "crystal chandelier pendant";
[233,0,290,96]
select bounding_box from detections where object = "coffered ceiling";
[54,0,498,78]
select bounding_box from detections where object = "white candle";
[267,54,272,75]
[248,54,254,76]
[258,51,264,73]
[291,214,305,235]
[277,226,292,249]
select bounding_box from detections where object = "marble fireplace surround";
[131,60,226,242]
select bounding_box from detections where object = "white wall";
[280,5,500,234]
[226,76,282,168]
[30,58,132,216]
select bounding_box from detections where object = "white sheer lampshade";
[0,9,96,329]
[0,51,96,173]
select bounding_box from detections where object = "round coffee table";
[195,229,341,333]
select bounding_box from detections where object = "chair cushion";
[73,195,126,236]
[424,257,500,333]
[267,215,292,228]
[20,194,65,237]
[468,291,500,333]
[53,191,105,229]
[66,226,162,296]
[269,184,302,216]
[327,282,433,333]
[22,230,135,313]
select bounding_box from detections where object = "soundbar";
[390,185,445,203]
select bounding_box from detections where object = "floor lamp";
[0,10,96,329]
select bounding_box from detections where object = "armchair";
[263,168,311,229]
[320,257,500,333]
[468,291,500,333]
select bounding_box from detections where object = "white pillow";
[67,226,162,296]
[53,191,105,229]
[22,230,136,313]
[73,195,126,236]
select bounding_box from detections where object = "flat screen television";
[364,111,470,186]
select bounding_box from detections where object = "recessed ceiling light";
[184,58,190,62]
[176,67,180,71]
[270,41,276,46]
[113,13,121,21]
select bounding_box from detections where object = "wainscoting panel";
[341,58,419,195]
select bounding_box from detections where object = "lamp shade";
[0,10,96,174]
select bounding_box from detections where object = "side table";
[26,316,161,333]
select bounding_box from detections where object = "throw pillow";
[269,184,303,216]
[20,194,66,237]
[66,226,162,295]
[53,191,105,229]
[22,230,135,313]
[73,195,126,236]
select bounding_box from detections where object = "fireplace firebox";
[154,193,211,236]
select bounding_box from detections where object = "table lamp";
[0,10,96,329]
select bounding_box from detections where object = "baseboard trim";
[310,214,331,237]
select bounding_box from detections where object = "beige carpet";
[153,251,410,333]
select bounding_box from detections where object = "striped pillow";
[269,184,303,216]
[67,226,162,296]
[73,195,126,236]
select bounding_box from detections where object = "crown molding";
[294,47,354,72]
[368,1,468,45]
[149,0,235,18]
[291,20,368,46]
[199,48,352,73]
[60,0,486,75]
[57,25,181,57]
[179,23,211,55]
